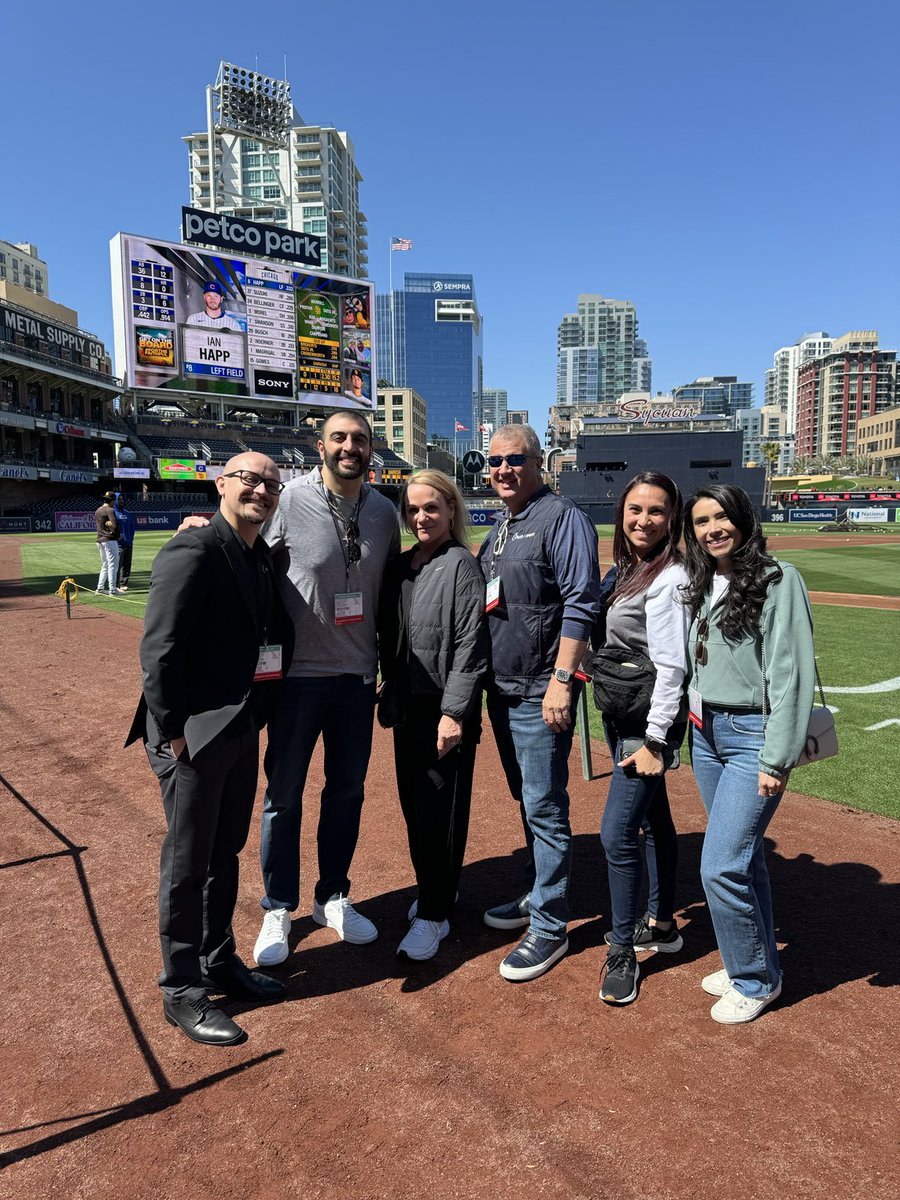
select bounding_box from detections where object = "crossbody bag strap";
[761,622,826,727]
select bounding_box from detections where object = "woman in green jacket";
[682,485,815,1025]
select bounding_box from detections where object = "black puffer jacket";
[379,539,488,720]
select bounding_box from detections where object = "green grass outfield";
[13,531,900,819]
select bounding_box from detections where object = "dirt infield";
[1,542,899,1200]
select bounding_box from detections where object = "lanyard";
[321,483,365,588]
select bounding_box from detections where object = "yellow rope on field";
[55,577,83,600]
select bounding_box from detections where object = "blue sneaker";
[483,894,531,930]
[498,931,568,982]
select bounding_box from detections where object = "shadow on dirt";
[251,826,899,1006]
[0,772,282,1171]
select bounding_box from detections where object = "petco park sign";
[182,207,321,267]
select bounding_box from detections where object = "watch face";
[555,668,572,682]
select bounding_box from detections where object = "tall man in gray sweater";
[253,411,400,965]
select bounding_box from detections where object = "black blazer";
[125,510,294,757]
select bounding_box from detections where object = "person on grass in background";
[682,484,815,1024]
[478,424,603,982]
[114,493,136,593]
[378,471,488,961]
[94,490,120,597]
[597,472,691,1006]
[126,454,291,1046]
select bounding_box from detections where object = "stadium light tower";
[205,60,294,214]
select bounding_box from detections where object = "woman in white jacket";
[597,472,691,1005]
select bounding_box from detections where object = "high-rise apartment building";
[183,61,368,278]
[672,376,753,419]
[482,388,508,431]
[632,338,652,393]
[376,273,483,445]
[557,294,640,408]
[795,332,897,458]
[764,333,833,436]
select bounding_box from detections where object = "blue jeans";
[260,675,376,911]
[487,689,577,939]
[691,707,782,999]
[601,721,679,947]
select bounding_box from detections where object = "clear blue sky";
[3,0,898,439]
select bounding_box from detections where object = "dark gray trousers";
[147,727,259,1000]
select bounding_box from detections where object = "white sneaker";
[711,979,782,1025]
[312,894,378,944]
[701,968,732,996]
[253,907,291,966]
[397,918,450,961]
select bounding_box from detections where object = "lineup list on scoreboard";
[245,271,297,381]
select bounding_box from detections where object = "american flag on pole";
[455,420,469,432]
[391,237,412,251]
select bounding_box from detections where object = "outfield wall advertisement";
[111,232,374,412]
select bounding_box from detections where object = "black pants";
[117,544,133,587]
[146,727,259,1000]
[392,695,481,922]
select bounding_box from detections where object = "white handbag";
[796,695,838,766]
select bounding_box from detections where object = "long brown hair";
[611,471,683,601]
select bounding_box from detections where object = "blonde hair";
[401,469,469,544]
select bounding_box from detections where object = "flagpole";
[388,238,395,385]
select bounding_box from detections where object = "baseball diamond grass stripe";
[14,532,900,820]
[773,545,900,597]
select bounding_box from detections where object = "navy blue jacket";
[478,487,602,699]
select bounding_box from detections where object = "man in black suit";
[126,452,293,1046]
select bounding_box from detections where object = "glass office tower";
[376,273,483,446]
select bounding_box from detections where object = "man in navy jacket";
[478,425,602,983]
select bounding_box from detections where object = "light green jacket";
[689,561,816,775]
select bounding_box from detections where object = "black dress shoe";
[163,995,248,1046]
[201,956,286,1002]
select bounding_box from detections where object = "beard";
[323,447,366,479]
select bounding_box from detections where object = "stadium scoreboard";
[111,232,374,411]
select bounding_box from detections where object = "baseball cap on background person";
[203,280,225,294]
[102,491,116,501]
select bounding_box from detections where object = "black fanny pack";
[592,648,656,724]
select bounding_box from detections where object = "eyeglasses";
[694,617,710,666]
[222,470,284,496]
[488,453,531,469]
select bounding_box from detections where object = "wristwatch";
[643,736,667,755]
[553,667,573,683]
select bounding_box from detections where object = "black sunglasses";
[694,617,710,666]
[488,453,531,468]
[222,470,284,496]
[345,523,361,563]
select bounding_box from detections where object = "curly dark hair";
[681,484,782,641]
[611,472,683,602]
